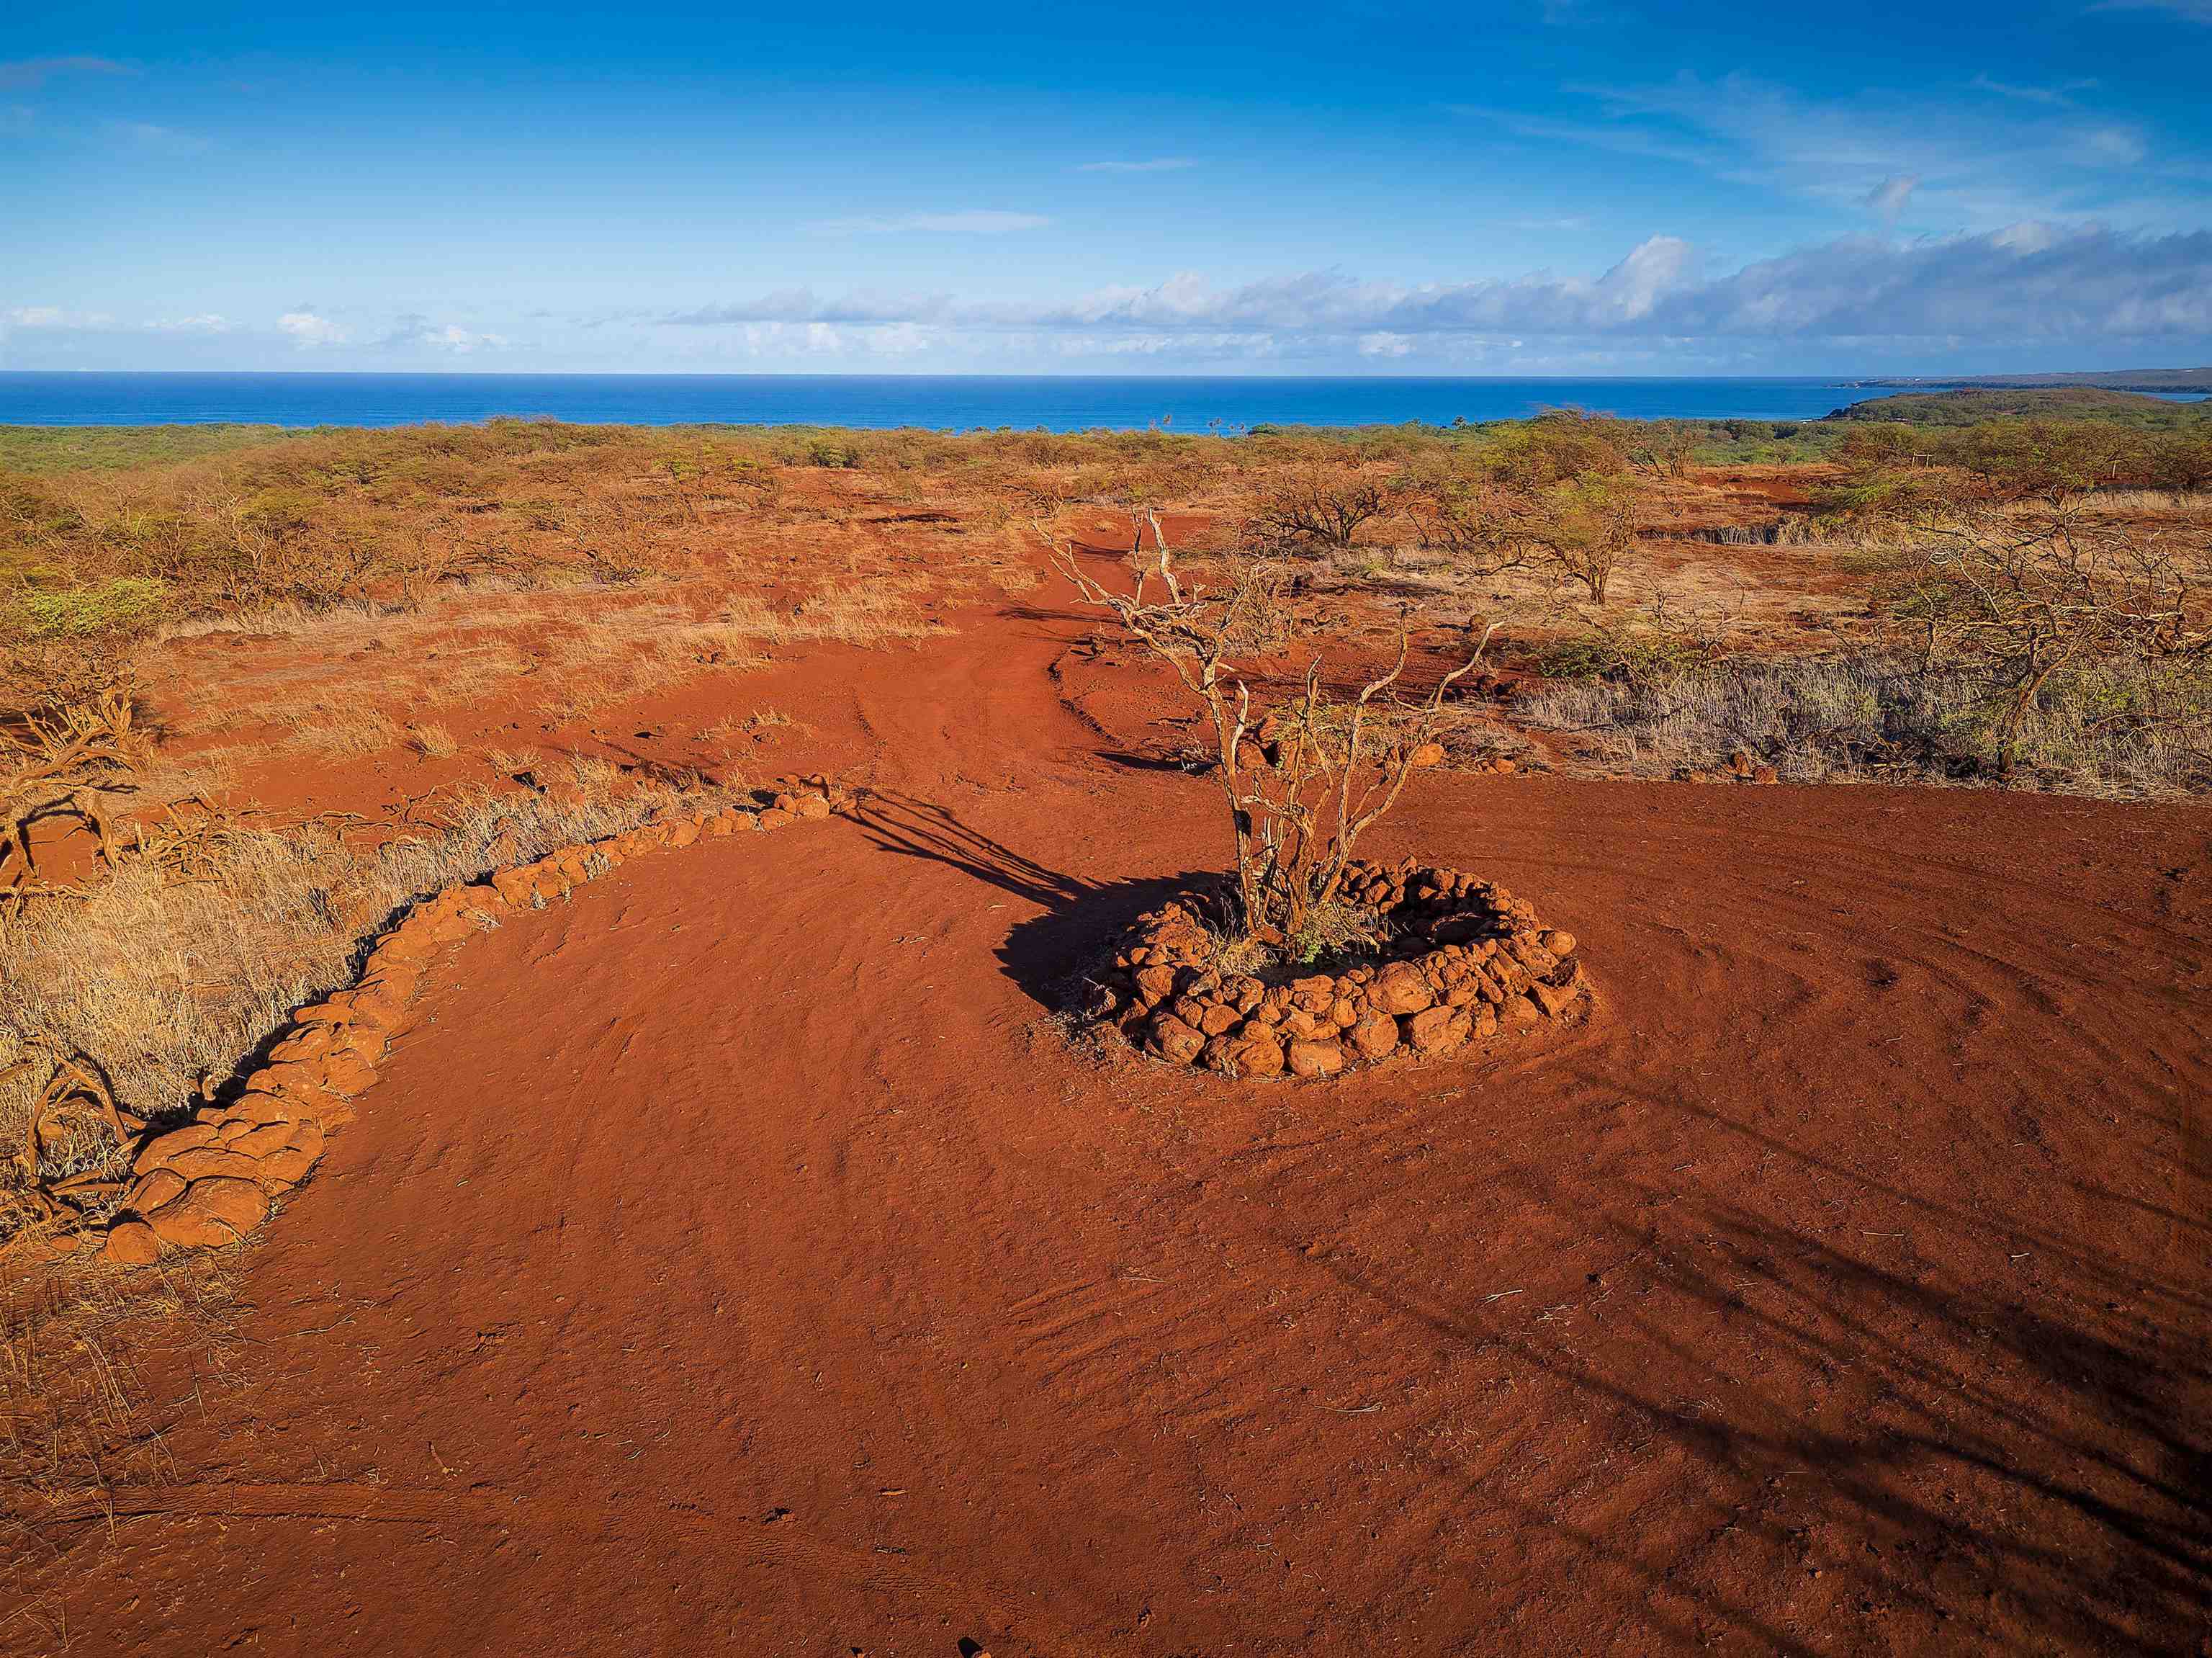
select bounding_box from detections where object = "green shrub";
[10,578,169,639]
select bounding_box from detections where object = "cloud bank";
[7,224,2208,372]
[662,223,2212,349]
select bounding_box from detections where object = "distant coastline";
[0,371,1938,433]
[1853,367,2212,393]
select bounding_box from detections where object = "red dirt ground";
[6,550,2209,1657]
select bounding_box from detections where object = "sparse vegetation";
[1053,535,1487,957]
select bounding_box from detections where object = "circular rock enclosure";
[86,776,845,1265]
[1089,859,1591,1080]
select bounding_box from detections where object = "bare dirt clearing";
[4,560,2206,1657]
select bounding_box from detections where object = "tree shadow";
[1292,1079,2212,1653]
[848,789,1208,1011]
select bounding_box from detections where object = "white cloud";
[1863,173,1919,223]
[278,310,349,347]
[145,313,232,334]
[0,55,130,90]
[805,210,1051,235]
[104,120,210,156]
[1357,332,1414,357]
[660,224,2212,349]
[1473,71,2190,230]
[1969,74,2093,107]
[2077,127,2147,167]
[4,305,114,329]
[1076,158,1196,174]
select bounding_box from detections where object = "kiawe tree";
[1047,531,1491,959]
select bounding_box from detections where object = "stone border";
[1089,859,1590,1079]
[95,777,846,1265]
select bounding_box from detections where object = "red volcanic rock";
[757,807,794,830]
[1370,963,1434,1016]
[229,1122,297,1159]
[1091,859,1588,1080]
[1232,1030,1285,1077]
[103,1220,161,1265]
[147,1178,270,1249]
[1531,977,1582,1018]
[1286,1039,1345,1078]
[324,1049,379,1095]
[791,794,833,820]
[1407,1006,1461,1054]
[161,1146,268,1185]
[1346,1008,1400,1061]
[1149,1016,1205,1065]
[124,1168,187,1216]
[133,1122,222,1175]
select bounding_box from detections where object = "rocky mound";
[1089,859,1589,1078]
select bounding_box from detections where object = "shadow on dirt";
[849,789,1206,1011]
[1302,1071,2212,1655]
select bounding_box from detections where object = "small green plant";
[9,578,168,640]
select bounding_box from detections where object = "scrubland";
[1,406,2207,1513]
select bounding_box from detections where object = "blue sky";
[4,0,2209,375]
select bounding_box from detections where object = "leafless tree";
[1899,502,2211,774]
[1047,531,1491,951]
[1249,465,1401,552]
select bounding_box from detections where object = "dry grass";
[0,756,742,1250]
[1518,647,2212,797]
[403,721,458,759]
[0,1250,241,1528]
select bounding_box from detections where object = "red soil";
[6,552,2208,1656]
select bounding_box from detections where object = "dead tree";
[1047,529,1491,951]
[1900,502,2210,774]
[1,691,141,908]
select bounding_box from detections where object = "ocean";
[0,372,1917,431]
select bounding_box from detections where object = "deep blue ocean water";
[0,372,1930,431]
